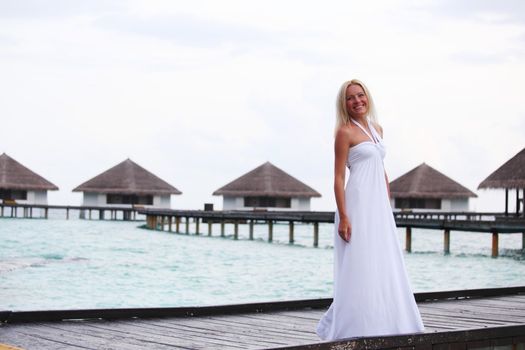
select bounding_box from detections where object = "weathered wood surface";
[139,209,525,233]
[1,287,524,350]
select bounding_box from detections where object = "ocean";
[1,215,524,311]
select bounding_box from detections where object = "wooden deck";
[138,209,525,256]
[1,287,524,349]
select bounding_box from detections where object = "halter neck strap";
[350,118,378,144]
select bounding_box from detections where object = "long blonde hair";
[335,79,378,134]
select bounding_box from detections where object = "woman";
[316,79,424,340]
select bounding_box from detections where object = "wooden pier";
[1,286,524,349]
[139,209,525,257]
[0,203,142,221]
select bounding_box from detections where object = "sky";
[1,0,524,211]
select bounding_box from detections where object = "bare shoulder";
[371,121,384,137]
[335,123,353,140]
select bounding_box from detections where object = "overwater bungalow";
[213,161,321,211]
[389,163,476,211]
[478,147,525,216]
[73,158,181,209]
[0,153,58,204]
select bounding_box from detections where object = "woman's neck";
[350,115,367,125]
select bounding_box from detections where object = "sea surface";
[1,214,524,311]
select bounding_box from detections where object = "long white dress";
[316,119,424,340]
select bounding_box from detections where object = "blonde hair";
[335,79,378,134]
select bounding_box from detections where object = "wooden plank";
[0,329,79,350]
[65,319,249,349]
[200,314,318,338]
[156,314,312,341]
[129,318,296,347]
[419,302,525,320]
[420,305,525,323]
[3,323,132,350]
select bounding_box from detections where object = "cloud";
[94,12,283,49]
[0,0,124,19]
[429,0,525,24]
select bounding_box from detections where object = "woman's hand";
[338,216,351,242]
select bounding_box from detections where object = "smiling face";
[345,84,369,119]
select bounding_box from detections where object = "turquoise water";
[0,216,524,311]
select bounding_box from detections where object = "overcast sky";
[1,0,524,211]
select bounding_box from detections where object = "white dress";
[316,119,424,340]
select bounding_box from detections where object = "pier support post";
[66,208,69,220]
[268,220,273,242]
[444,229,450,255]
[234,221,239,240]
[208,221,212,236]
[522,232,524,250]
[492,232,499,258]
[313,222,319,247]
[185,217,189,234]
[99,210,104,220]
[1,206,3,217]
[289,221,294,244]
[161,216,166,231]
[44,208,48,219]
[249,220,254,240]
[168,217,172,232]
[221,220,225,237]
[146,216,153,229]
[195,218,200,235]
[176,217,180,233]
[406,227,412,253]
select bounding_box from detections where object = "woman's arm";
[334,127,352,242]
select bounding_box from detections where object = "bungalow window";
[107,194,153,205]
[244,196,291,208]
[0,189,27,200]
[395,198,441,209]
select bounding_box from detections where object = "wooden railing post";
[249,220,254,240]
[492,231,499,258]
[406,227,412,253]
[313,222,319,248]
[444,229,450,255]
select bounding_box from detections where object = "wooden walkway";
[0,203,143,220]
[139,209,525,256]
[1,287,524,349]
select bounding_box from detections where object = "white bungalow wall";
[154,195,171,209]
[222,196,311,211]
[14,190,48,205]
[81,192,171,209]
[442,198,470,211]
[390,197,470,211]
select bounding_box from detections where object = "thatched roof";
[213,161,321,198]
[0,153,58,191]
[73,159,181,195]
[478,147,525,189]
[390,163,477,199]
